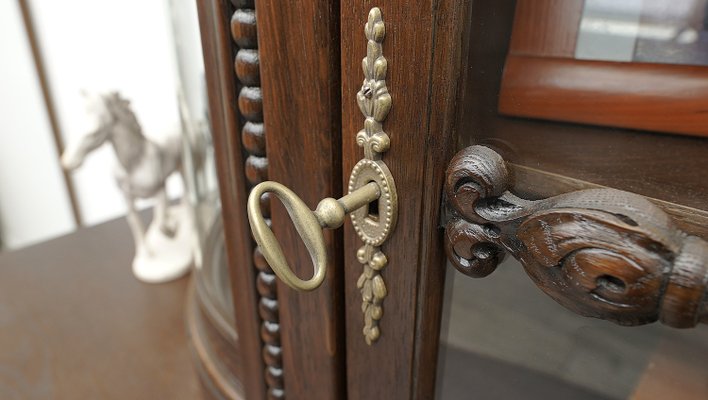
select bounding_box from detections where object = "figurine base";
[132,204,193,283]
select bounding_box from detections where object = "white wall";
[168,0,208,124]
[0,0,76,249]
[29,0,185,227]
[0,0,204,250]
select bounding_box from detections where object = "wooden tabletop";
[0,216,202,399]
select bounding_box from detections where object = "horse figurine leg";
[122,190,151,257]
[153,188,177,238]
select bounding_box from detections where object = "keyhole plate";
[349,159,397,246]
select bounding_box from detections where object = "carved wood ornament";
[444,145,708,328]
[230,1,285,398]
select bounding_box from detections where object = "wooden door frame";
[197,1,268,399]
[255,1,346,399]
[340,2,473,398]
[201,1,475,398]
[200,0,346,398]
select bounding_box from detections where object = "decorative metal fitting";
[246,7,395,344]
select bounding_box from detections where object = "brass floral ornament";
[356,7,391,160]
[351,7,394,344]
[245,7,397,345]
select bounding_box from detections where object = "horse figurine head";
[61,91,141,171]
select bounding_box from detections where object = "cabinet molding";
[499,55,708,138]
[196,0,276,398]
[229,2,286,398]
[256,0,346,398]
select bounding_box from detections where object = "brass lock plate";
[245,6,395,345]
[349,159,397,246]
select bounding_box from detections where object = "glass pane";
[437,261,708,399]
[439,2,708,398]
[465,0,708,209]
[168,0,221,268]
[198,216,235,325]
[168,0,233,322]
[576,0,708,66]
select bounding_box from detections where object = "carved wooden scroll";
[444,145,708,328]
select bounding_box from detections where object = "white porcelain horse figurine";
[61,91,192,282]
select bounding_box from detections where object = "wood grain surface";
[462,0,708,216]
[501,0,708,138]
[512,164,708,239]
[255,1,345,399]
[340,2,472,398]
[188,217,245,400]
[508,0,584,57]
[0,216,201,399]
[499,55,708,138]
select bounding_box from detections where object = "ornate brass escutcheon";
[246,7,395,344]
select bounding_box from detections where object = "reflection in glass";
[436,259,708,399]
[168,0,221,271]
[576,0,708,66]
[167,0,232,319]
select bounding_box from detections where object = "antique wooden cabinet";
[191,1,708,399]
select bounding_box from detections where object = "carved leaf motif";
[369,132,390,154]
[372,91,391,122]
[362,279,373,302]
[444,145,708,329]
[356,271,367,289]
[372,275,387,300]
[358,244,387,344]
[518,209,669,324]
[356,7,391,160]
[370,305,383,320]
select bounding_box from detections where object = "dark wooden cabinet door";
[201,1,708,399]
[204,2,473,398]
[256,1,345,399]
[339,2,470,399]
[210,2,474,399]
[198,1,344,399]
